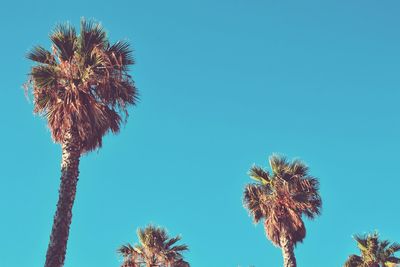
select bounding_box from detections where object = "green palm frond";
[117,244,135,256]
[269,154,288,175]
[248,165,270,185]
[26,46,55,65]
[366,233,379,257]
[174,259,190,267]
[170,244,189,253]
[30,65,58,88]
[107,40,134,68]
[387,243,400,254]
[354,234,369,252]
[344,254,362,267]
[50,22,77,61]
[386,262,400,267]
[386,257,400,266]
[380,240,391,250]
[136,228,146,246]
[289,159,309,177]
[165,235,182,249]
[243,184,268,223]
[79,18,107,55]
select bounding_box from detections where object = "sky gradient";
[1,1,400,266]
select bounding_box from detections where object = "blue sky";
[1,0,400,266]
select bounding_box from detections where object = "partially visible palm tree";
[118,225,189,267]
[26,19,137,267]
[344,232,400,267]
[243,155,322,267]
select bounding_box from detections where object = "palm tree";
[243,155,322,267]
[118,225,189,267]
[26,19,137,267]
[344,232,400,267]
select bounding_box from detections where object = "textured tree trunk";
[44,129,81,267]
[280,235,297,267]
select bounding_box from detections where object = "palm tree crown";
[27,19,137,153]
[243,155,322,267]
[118,225,189,267]
[344,232,400,267]
[243,155,322,247]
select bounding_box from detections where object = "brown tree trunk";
[44,129,81,267]
[280,235,297,267]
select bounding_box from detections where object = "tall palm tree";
[243,155,322,267]
[344,232,400,267]
[26,19,137,267]
[118,225,189,267]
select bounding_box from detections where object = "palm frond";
[79,18,107,55]
[165,236,182,249]
[243,184,271,223]
[107,40,134,68]
[343,254,362,267]
[386,256,400,264]
[50,22,76,61]
[170,244,189,253]
[174,259,190,267]
[380,240,391,250]
[269,154,288,175]
[289,159,309,177]
[354,234,368,252]
[248,165,270,185]
[26,46,55,65]
[118,244,135,256]
[387,243,400,254]
[30,65,58,88]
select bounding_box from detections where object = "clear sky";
[1,0,399,266]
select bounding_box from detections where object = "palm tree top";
[26,18,138,153]
[244,154,322,247]
[118,225,189,267]
[344,232,400,267]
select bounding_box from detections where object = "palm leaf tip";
[26,46,55,64]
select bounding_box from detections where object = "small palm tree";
[26,19,137,267]
[344,232,400,267]
[243,155,322,267]
[118,225,189,267]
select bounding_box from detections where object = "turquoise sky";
[1,1,399,266]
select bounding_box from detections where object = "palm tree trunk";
[280,235,297,267]
[44,128,81,267]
